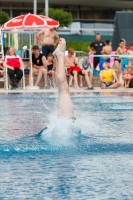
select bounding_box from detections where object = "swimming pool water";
[0,93,133,199]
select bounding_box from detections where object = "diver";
[38,38,76,136]
[53,38,74,119]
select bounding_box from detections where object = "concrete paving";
[0,86,133,94]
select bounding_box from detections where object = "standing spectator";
[114,40,125,80]
[36,28,59,58]
[99,39,112,71]
[121,39,129,75]
[121,39,129,51]
[88,33,105,70]
[3,46,23,90]
[100,62,121,89]
[79,53,93,88]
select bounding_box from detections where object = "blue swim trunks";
[121,58,129,70]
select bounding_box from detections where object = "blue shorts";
[42,45,54,58]
[121,58,129,70]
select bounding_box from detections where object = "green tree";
[41,8,73,27]
[0,12,9,25]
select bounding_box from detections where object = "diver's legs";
[53,38,74,118]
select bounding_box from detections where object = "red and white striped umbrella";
[1,13,59,30]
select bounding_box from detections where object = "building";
[1,0,132,20]
[0,0,132,40]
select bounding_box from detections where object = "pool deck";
[0,86,133,93]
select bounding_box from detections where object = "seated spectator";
[28,45,48,88]
[99,39,112,71]
[79,53,93,88]
[100,62,121,89]
[65,48,93,90]
[122,66,133,88]
[46,53,56,87]
[0,61,4,79]
[3,46,23,90]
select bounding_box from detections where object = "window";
[80,11,94,19]
[12,3,23,8]
[67,10,78,19]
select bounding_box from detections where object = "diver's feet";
[53,38,66,57]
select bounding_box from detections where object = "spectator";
[114,40,125,80]
[0,61,4,79]
[99,39,112,71]
[3,46,23,90]
[28,45,48,88]
[121,39,129,75]
[127,42,133,71]
[88,33,105,70]
[122,66,133,88]
[36,28,59,58]
[46,53,56,87]
[65,48,81,89]
[79,53,93,88]
[100,62,121,89]
[65,48,93,90]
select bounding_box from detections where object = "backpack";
[22,49,29,61]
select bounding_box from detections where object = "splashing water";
[1,93,133,199]
[41,115,81,146]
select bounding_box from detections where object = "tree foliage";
[0,12,9,25]
[41,8,73,27]
[66,41,91,52]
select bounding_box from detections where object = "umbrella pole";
[25,32,39,90]
[30,32,33,86]
[9,32,11,47]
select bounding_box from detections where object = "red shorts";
[67,66,82,75]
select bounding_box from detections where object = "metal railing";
[75,51,85,59]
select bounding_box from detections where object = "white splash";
[41,115,81,146]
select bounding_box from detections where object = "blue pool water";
[0,92,133,199]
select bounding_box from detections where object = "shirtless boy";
[36,28,59,58]
[99,39,112,71]
[65,48,93,90]
[101,40,112,55]
[114,40,125,80]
